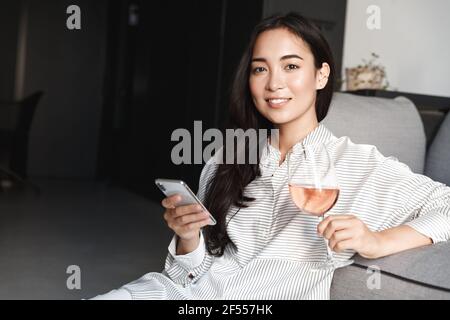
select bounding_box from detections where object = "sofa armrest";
[331,241,450,299]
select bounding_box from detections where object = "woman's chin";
[256,107,307,126]
[265,115,297,126]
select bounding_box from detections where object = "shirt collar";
[261,123,334,163]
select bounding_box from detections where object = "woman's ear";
[316,62,330,90]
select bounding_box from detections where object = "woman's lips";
[266,98,291,108]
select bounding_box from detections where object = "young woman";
[93,12,450,300]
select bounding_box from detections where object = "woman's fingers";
[180,218,211,233]
[331,239,354,253]
[161,194,181,209]
[328,229,353,251]
[164,203,208,230]
[319,215,355,239]
[172,204,204,218]
[317,214,354,235]
[175,210,209,226]
[161,195,212,240]
[319,216,373,254]
[322,219,352,239]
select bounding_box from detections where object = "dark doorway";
[98,0,264,201]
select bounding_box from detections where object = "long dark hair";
[203,12,336,256]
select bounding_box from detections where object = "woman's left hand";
[317,214,381,259]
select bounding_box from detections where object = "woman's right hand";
[162,194,211,242]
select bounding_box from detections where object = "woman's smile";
[266,97,292,108]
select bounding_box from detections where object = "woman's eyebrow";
[280,54,303,61]
[251,54,303,62]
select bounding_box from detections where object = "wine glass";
[287,143,354,271]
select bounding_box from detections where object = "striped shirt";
[92,124,450,300]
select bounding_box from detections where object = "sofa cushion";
[426,111,450,186]
[331,264,450,299]
[331,241,450,299]
[323,92,426,174]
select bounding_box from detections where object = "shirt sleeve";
[368,156,450,244]
[163,158,218,286]
[89,288,132,300]
[167,231,206,269]
[403,179,450,244]
[164,230,213,286]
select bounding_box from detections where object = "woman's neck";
[273,117,319,165]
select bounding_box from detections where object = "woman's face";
[249,28,329,128]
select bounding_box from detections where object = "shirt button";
[188,273,194,280]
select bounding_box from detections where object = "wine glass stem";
[321,215,334,262]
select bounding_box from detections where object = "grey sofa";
[323,92,450,299]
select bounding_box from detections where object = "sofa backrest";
[425,110,450,185]
[322,92,426,174]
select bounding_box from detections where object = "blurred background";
[0,0,449,299]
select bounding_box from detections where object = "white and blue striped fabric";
[92,124,450,300]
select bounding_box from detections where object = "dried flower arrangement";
[344,53,390,91]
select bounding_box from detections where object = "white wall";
[343,0,450,97]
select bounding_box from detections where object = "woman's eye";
[252,67,266,74]
[285,64,299,70]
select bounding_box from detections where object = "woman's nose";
[266,71,285,91]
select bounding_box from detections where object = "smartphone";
[155,178,217,226]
